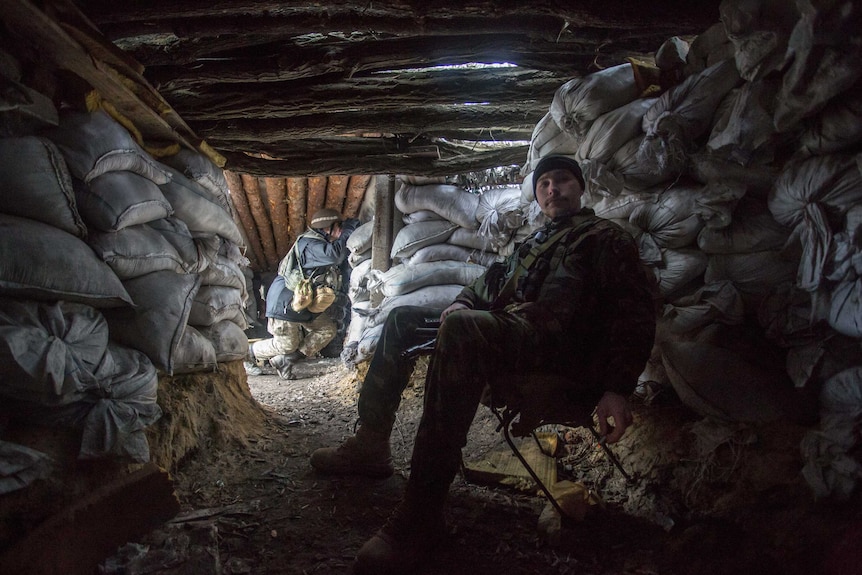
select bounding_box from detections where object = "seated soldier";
[310,155,658,574]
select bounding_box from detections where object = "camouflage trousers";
[358,305,555,488]
[251,314,337,360]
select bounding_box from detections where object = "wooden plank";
[0,0,197,150]
[286,177,308,247]
[0,463,179,575]
[224,170,266,271]
[241,174,279,269]
[305,176,327,226]
[344,175,372,220]
[462,433,558,490]
[324,175,349,214]
[264,177,291,261]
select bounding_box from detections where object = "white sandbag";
[0,136,87,238]
[639,59,741,175]
[78,171,173,233]
[589,190,657,220]
[405,244,499,267]
[828,279,862,338]
[199,254,248,301]
[161,148,233,217]
[576,98,656,164]
[768,154,862,291]
[355,323,385,365]
[587,136,676,198]
[346,220,374,254]
[367,284,464,328]
[549,64,640,137]
[349,250,371,268]
[774,2,862,132]
[172,325,218,374]
[476,186,522,226]
[0,298,109,405]
[391,220,459,260]
[655,36,690,76]
[797,83,862,157]
[704,250,798,306]
[349,258,373,290]
[524,112,582,172]
[78,343,161,462]
[683,23,735,77]
[687,152,780,191]
[345,305,371,347]
[650,248,708,297]
[103,271,201,374]
[0,214,132,308]
[158,164,245,247]
[706,76,780,163]
[395,183,480,230]
[46,110,171,184]
[697,201,792,254]
[87,224,187,279]
[373,261,486,297]
[801,366,862,500]
[662,340,793,423]
[662,280,745,335]
[629,186,705,255]
[189,284,248,329]
[720,0,799,81]
[197,320,248,362]
[403,210,446,224]
[447,226,495,252]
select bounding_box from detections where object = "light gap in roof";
[377,62,517,74]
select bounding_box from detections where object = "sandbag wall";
[0,74,248,467]
[522,0,862,500]
[341,178,533,367]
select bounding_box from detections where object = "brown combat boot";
[353,485,447,575]
[310,425,394,478]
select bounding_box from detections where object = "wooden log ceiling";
[42,0,720,178]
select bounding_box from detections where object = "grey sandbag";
[160,148,234,217]
[171,324,217,374]
[0,297,109,405]
[0,440,52,495]
[78,170,173,232]
[197,319,248,362]
[44,109,171,184]
[158,163,245,247]
[103,270,201,374]
[78,342,161,462]
[0,136,87,237]
[188,284,248,328]
[88,223,187,279]
[0,213,132,308]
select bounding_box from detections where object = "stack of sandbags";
[342,180,525,365]
[522,0,862,499]
[44,110,248,375]
[0,123,160,462]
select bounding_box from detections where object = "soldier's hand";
[595,391,632,444]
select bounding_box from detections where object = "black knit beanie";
[532,156,585,200]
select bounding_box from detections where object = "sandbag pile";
[45,110,250,375]
[0,101,245,463]
[523,0,862,499]
[340,180,529,366]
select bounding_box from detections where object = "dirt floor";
[100,357,861,575]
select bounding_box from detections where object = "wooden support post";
[264,177,291,261]
[286,177,308,247]
[370,175,395,307]
[225,170,266,271]
[306,176,327,225]
[344,175,372,219]
[324,175,349,213]
[241,174,279,269]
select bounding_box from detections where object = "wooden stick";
[306,176,327,226]
[286,177,308,247]
[224,170,266,271]
[324,175,349,213]
[264,177,291,261]
[241,174,279,269]
[344,175,372,220]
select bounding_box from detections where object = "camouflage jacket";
[454,209,658,395]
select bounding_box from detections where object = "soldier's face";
[535,169,583,219]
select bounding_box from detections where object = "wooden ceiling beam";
[219,145,530,178]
